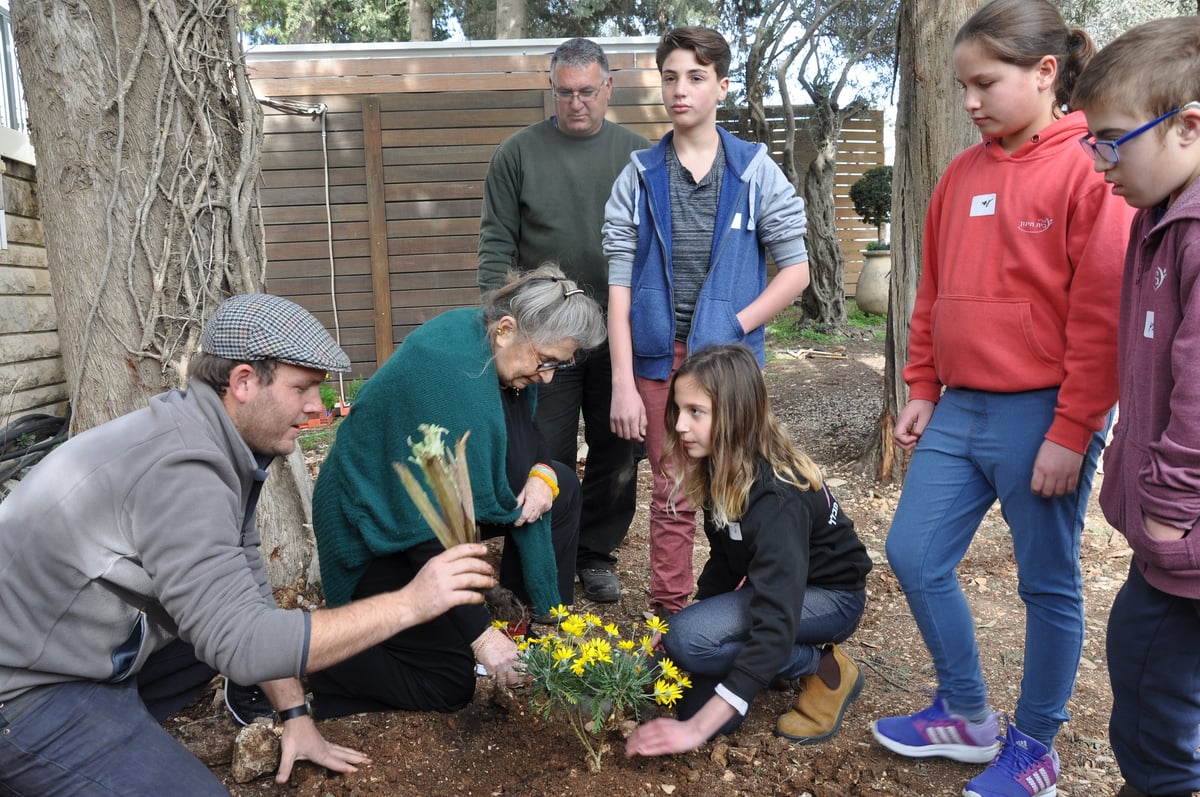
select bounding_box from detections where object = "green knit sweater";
[312,308,558,612]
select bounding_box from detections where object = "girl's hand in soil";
[514,476,553,526]
[472,626,524,687]
[626,696,737,757]
[276,715,371,783]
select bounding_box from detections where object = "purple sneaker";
[871,693,1000,764]
[962,722,1058,797]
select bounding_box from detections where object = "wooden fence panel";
[249,42,884,377]
[0,158,67,426]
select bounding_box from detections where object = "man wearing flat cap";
[0,294,497,795]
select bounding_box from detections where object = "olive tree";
[12,0,318,586]
[856,0,978,481]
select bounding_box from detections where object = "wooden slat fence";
[247,39,884,377]
[0,157,66,428]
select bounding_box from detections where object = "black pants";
[136,640,218,722]
[535,343,641,570]
[310,463,580,718]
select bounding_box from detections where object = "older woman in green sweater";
[309,265,606,716]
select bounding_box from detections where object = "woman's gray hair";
[482,263,606,350]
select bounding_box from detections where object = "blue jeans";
[885,388,1106,747]
[0,679,228,796]
[1107,560,1200,796]
[663,584,866,733]
[535,342,642,570]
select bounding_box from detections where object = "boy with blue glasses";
[1073,18,1200,797]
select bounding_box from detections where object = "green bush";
[850,165,892,245]
[319,384,338,411]
[319,375,365,410]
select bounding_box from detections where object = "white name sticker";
[731,212,743,230]
[728,522,742,541]
[970,193,998,217]
[1144,310,1155,339]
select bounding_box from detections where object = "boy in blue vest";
[603,25,810,619]
[605,26,851,744]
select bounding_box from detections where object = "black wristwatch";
[275,698,312,722]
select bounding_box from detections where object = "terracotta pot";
[504,615,530,639]
[299,412,333,430]
[856,250,891,316]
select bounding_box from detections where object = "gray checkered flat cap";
[201,293,351,373]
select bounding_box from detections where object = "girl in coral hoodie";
[869,2,1134,796]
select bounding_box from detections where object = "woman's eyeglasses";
[526,337,575,372]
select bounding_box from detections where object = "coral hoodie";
[904,111,1135,453]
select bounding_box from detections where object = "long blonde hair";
[663,344,822,527]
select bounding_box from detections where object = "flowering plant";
[516,606,690,771]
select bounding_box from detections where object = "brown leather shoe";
[775,644,865,744]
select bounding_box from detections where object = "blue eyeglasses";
[1079,106,1183,164]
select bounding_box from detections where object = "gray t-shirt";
[667,140,725,341]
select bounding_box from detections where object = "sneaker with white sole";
[223,678,273,726]
[962,721,1059,797]
[871,692,1000,764]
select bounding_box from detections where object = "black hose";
[0,408,70,485]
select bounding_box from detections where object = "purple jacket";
[1099,177,1200,599]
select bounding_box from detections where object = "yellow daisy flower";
[561,616,587,638]
[653,678,682,707]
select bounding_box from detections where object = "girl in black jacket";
[626,344,872,757]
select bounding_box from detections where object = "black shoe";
[223,678,273,726]
[1115,786,1147,797]
[577,567,621,603]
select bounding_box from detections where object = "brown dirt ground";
[169,327,1135,797]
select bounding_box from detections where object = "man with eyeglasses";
[478,38,650,606]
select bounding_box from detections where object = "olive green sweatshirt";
[477,118,649,309]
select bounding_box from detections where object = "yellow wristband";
[528,467,560,500]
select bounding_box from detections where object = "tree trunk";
[495,0,527,39]
[12,0,316,589]
[409,0,434,41]
[854,0,980,481]
[798,99,849,330]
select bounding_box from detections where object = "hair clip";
[563,287,585,298]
